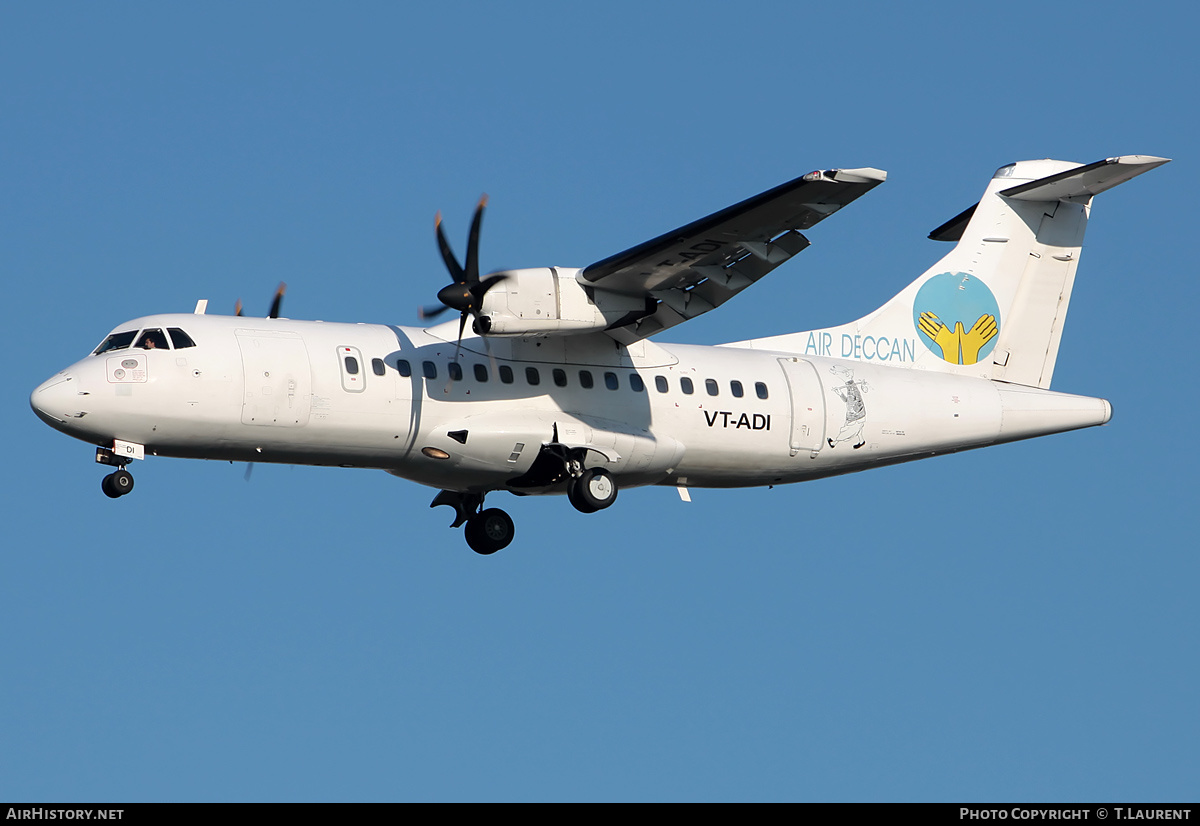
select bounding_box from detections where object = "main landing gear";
[566,466,617,514]
[509,433,620,516]
[430,490,515,555]
[433,465,619,555]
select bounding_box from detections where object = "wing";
[583,167,886,344]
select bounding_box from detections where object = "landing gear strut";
[431,490,515,555]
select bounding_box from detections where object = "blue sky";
[3,1,1196,802]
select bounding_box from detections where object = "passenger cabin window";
[448,362,463,382]
[730,380,744,398]
[553,368,568,387]
[629,374,645,392]
[499,365,514,384]
[423,361,437,380]
[94,331,137,355]
[344,356,359,375]
[680,377,694,394]
[136,328,169,350]
[167,328,196,349]
[579,370,594,389]
[372,358,386,376]
[397,359,412,377]
[525,367,541,386]
[755,381,769,400]
[655,376,668,393]
[705,379,719,396]
[604,372,619,390]
[474,364,488,382]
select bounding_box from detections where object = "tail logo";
[912,272,1001,365]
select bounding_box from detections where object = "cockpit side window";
[93,330,137,355]
[167,328,196,349]
[135,328,170,350]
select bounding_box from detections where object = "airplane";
[30,154,1168,554]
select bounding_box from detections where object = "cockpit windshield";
[167,328,196,349]
[93,331,137,355]
[93,326,197,355]
[135,328,169,350]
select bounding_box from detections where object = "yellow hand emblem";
[960,313,998,365]
[918,311,961,363]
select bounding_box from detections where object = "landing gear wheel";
[568,467,617,514]
[464,508,515,555]
[102,469,134,498]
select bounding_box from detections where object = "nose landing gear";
[101,469,134,498]
[96,446,135,498]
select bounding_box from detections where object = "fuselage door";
[236,330,312,427]
[777,357,826,457]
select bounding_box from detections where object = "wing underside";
[583,167,886,344]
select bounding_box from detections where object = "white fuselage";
[31,312,1111,495]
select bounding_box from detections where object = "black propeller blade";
[268,282,286,319]
[235,282,287,318]
[421,196,506,347]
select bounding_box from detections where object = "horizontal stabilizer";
[929,155,1170,241]
[1000,155,1170,201]
[928,203,977,242]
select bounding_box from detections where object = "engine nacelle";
[477,268,652,337]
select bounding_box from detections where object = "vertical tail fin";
[737,156,1168,388]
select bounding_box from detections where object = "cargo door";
[237,330,312,426]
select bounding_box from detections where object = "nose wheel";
[101,469,134,499]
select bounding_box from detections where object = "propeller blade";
[454,312,469,363]
[423,196,498,326]
[434,211,466,284]
[473,272,507,301]
[268,282,287,319]
[480,328,500,379]
[464,195,487,284]
[419,303,452,320]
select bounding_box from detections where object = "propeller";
[420,196,506,356]
[236,282,288,318]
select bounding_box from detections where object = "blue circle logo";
[912,272,1001,365]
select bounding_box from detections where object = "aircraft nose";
[30,372,79,427]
